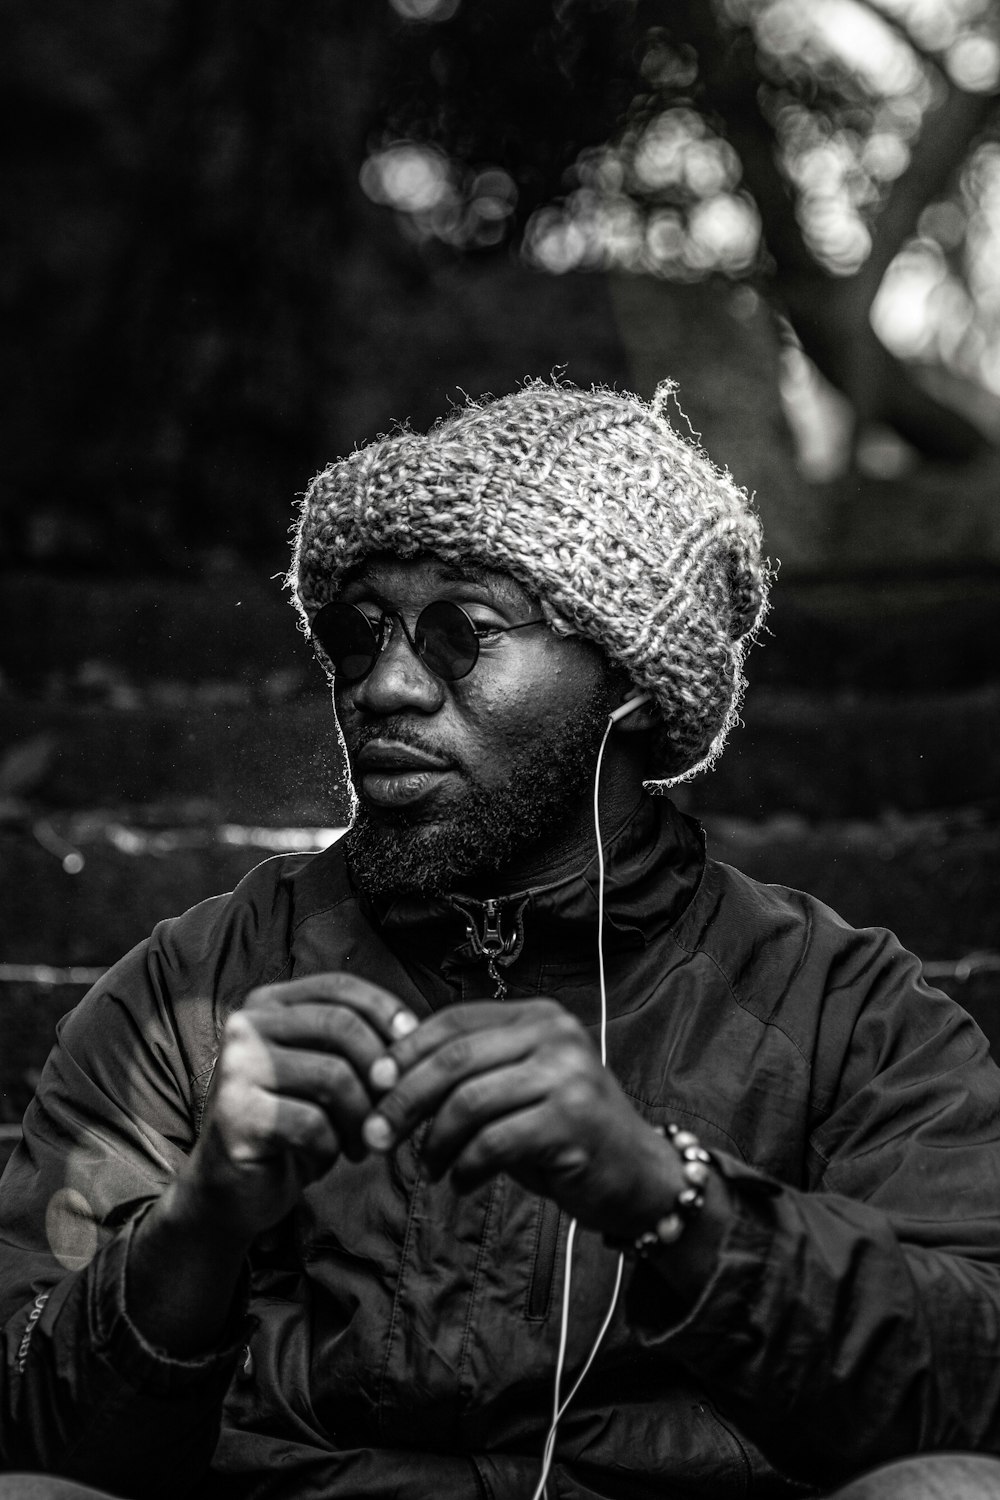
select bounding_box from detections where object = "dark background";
[2,0,1000,1148]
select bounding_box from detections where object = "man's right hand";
[176,974,419,1249]
[126,974,417,1357]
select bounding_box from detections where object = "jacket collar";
[360,794,705,992]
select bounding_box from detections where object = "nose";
[347,621,446,717]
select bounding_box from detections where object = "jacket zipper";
[455,896,527,1000]
[527,1198,561,1320]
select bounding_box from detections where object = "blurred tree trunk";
[607,274,825,571]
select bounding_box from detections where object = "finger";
[266,1095,342,1169]
[388,998,565,1075]
[420,1061,552,1179]
[222,1010,390,1158]
[448,1102,583,1194]
[264,1047,379,1160]
[243,972,419,1045]
[214,1080,342,1168]
[362,1024,541,1153]
[244,1003,396,1090]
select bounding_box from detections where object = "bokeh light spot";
[683,139,742,198]
[946,33,1000,91]
[360,143,454,214]
[45,1187,98,1271]
[389,0,461,21]
[862,132,911,182]
[688,194,761,272]
[871,239,946,357]
[757,0,924,96]
[523,208,588,273]
[801,198,872,274]
[645,209,686,267]
[632,109,705,192]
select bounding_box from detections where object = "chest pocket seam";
[457,1175,504,1401]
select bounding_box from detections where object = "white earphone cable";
[530,698,647,1498]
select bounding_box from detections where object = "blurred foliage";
[372,0,1000,469]
[2,0,999,570]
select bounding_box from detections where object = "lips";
[355,740,453,809]
[356,741,451,774]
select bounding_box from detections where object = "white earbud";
[608,691,651,724]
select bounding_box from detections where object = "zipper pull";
[486,955,508,1002]
[481,899,504,956]
[474,900,508,999]
[451,894,528,1002]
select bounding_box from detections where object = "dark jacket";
[3,797,1000,1500]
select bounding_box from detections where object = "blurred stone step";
[5,571,1000,693]
[3,683,1000,820]
[0,808,996,963]
[1,572,302,689]
[0,700,352,825]
[756,574,1000,692]
[0,823,343,965]
[691,684,1000,819]
[703,814,1000,958]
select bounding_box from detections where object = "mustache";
[349,719,457,766]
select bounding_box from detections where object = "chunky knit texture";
[289,380,769,782]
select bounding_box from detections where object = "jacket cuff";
[623,1149,782,1353]
[88,1205,251,1394]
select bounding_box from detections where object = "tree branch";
[637,0,994,458]
[862,84,998,292]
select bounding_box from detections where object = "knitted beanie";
[289,380,769,783]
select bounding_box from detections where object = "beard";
[342,685,618,898]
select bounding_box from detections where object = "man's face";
[329,552,621,896]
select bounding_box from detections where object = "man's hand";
[175,974,419,1250]
[127,973,420,1358]
[361,998,686,1241]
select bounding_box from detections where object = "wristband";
[607,1124,712,1255]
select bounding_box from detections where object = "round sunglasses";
[309,599,546,684]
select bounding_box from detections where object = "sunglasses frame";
[310,599,545,685]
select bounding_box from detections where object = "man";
[2,380,1000,1500]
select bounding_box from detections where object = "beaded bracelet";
[607,1123,713,1255]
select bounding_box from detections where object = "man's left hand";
[362,998,684,1240]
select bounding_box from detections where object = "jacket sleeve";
[626,927,1000,1485]
[0,900,254,1495]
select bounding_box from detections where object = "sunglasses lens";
[415,600,479,681]
[310,603,379,683]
